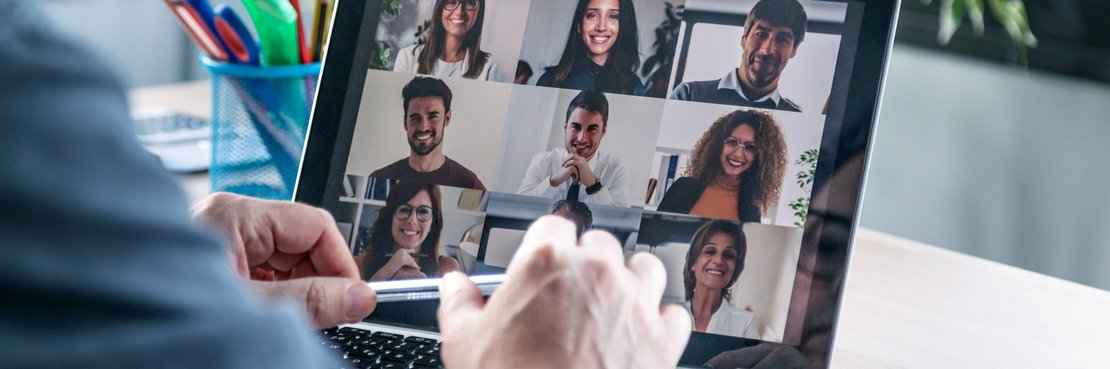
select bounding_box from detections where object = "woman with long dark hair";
[355,182,460,280]
[536,0,644,95]
[658,110,787,222]
[393,0,498,80]
[681,220,757,338]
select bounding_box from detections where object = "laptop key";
[348,346,383,359]
[345,355,373,369]
[380,350,417,363]
[385,341,418,352]
[370,362,405,369]
[404,336,438,345]
[371,332,404,341]
[413,355,442,367]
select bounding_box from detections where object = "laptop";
[294,0,899,367]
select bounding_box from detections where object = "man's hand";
[549,163,578,187]
[437,216,691,369]
[562,154,598,186]
[192,193,376,328]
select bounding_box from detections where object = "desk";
[130,82,1110,368]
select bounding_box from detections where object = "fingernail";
[345,283,373,321]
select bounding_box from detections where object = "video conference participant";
[355,182,461,280]
[669,0,808,112]
[551,199,593,238]
[392,0,499,80]
[658,110,786,222]
[536,0,645,96]
[517,91,633,207]
[370,76,486,190]
[682,220,758,339]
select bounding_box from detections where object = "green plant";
[641,2,684,98]
[368,41,393,70]
[382,0,401,18]
[926,0,1037,64]
[788,149,818,227]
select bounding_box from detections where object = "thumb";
[437,272,483,334]
[252,277,377,329]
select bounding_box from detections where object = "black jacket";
[656,177,760,222]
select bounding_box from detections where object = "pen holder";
[202,56,321,200]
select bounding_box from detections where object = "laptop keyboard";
[321,327,444,369]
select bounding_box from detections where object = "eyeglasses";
[395,204,434,222]
[723,137,757,153]
[444,0,479,11]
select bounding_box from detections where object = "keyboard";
[131,109,211,173]
[320,326,444,369]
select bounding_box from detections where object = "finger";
[251,277,376,329]
[578,230,624,266]
[507,216,577,275]
[437,272,483,334]
[659,304,693,363]
[626,252,668,307]
[262,201,352,275]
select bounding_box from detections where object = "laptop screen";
[297,0,897,366]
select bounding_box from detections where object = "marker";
[368,274,507,303]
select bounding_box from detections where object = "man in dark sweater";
[370,76,486,190]
[669,0,808,112]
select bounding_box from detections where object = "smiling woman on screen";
[355,181,460,280]
[393,0,498,80]
[536,0,644,95]
[682,220,757,339]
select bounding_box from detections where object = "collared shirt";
[516,148,633,207]
[681,301,759,340]
[668,69,801,112]
[717,69,783,107]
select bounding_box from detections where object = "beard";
[742,52,782,88]
[409,131,442,156]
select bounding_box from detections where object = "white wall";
[346,70,512,186]
[494,88,664,201]
[517,0,681,84]
[863,45,1110,290]
[653,101,825,226]
[648,222,802,342]
[374,0,532,83]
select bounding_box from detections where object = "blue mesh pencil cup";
[202,56,320,200]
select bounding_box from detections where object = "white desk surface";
[131,81,1110,369]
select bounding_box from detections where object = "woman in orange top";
[658,110,787,222]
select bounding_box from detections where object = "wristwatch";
[585,180,603,195]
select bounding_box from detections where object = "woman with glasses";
[536,0,644,95]
[658,110,787,222]
[355,181,460,281]
[681,220,758,338]
[393,0,498,81]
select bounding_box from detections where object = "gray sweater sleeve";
[0,1,333,367]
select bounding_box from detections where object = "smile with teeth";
[704,267,727,276]
[727,159,746,167]
[449,18,467,24]
[414,132,433,141]
[401,229,421,237]
[589,35,611,44]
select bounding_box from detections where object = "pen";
[288,0,312,64]
[240,0,301,66]
[368,274,507,303]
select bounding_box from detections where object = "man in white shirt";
[517,91,633,207]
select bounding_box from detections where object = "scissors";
[163,0,261,65]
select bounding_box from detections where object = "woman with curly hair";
[393,0,498,80]
[535,0,644,95]
[658,109,787,222]
[355,181,460,281]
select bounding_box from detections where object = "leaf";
[965,0,985,34]
[938,0,966,45]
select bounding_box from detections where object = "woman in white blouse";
[393,0,498,80]
[681,220,759,339]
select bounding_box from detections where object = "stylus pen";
[367,274,507,303]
